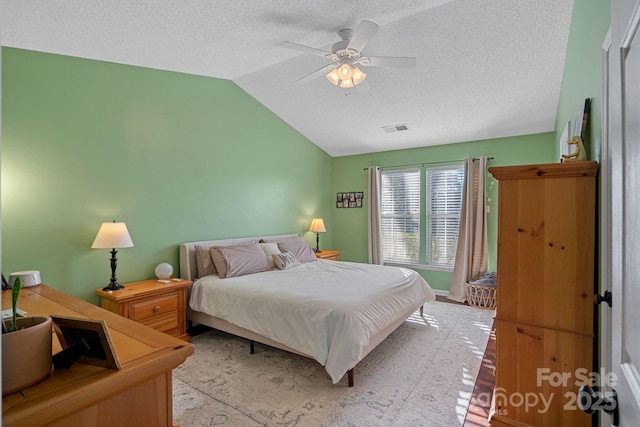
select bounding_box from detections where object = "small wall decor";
[336,192,363,208]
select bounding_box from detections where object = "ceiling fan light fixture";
[351,67,366,85]
[326,69,340,85]
[326,64,367,88]
[339,78,354,89]
[338,63,353,80]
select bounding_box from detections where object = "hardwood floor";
[436,295,496,427]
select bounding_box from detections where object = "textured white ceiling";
[1,0,574,157]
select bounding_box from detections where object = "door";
[607,1,640,425]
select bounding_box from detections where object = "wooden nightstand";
[96,278,192,341]
[315,250,341,261]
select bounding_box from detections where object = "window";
[427,167,464,266]
[381,165,464,269]
[381,170,420,263]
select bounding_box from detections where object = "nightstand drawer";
[138,313,179,336]
[130,294,178,322]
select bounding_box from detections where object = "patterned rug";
[173,302,494,427]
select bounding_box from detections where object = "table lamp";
[92,220,134,291]
[309,218,326,253]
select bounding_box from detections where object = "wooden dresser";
[488,162,597,427]
[1,285,194,427]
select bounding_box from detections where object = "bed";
[179,234,436,386]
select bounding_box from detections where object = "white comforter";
[189,259,436,383]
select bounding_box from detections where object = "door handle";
[594,290,612,307]
[578,386,619,426]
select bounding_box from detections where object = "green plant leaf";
[11,277,22,332]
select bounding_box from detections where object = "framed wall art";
[336,192,363,208]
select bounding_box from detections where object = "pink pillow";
[195,245,216,278]
[214,244,271,278]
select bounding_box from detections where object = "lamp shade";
[309,218,326,233]
[91,221,134,249]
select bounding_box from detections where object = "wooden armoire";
[488,162,597,427]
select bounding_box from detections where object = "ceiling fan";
[281,20,417,89]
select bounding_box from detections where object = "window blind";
[427,167,464,265]
[381,170,420,263]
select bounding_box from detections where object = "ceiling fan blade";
[280,41,335,59]
[359,56,417,68]
[296,63,338,85]
[346,20,379,53]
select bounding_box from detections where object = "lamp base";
[313,248,322,253]
[102,282,125,291]
[103,248,125,291]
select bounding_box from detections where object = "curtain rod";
[362,157,494,171]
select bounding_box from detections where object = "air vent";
[382,123,409,133]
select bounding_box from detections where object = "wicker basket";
[465,282,497,310]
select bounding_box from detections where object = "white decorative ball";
[155,263,173,280]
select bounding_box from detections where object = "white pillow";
[259,242,281,269]
[272,252,301,270]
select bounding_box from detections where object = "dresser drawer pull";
[153,305,160,312]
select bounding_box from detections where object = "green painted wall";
[1,48,333,303]
[331,133,556,291]
[0,2,612,301]
[555,1,610,162]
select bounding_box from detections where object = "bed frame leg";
[250,340,255,354]
[347,369,354,387]
[420,305,424,316]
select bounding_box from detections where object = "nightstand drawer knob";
[153,305,160,312]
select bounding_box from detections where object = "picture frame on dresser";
[51,315,121,370]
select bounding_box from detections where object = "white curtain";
[448,157,489,302]
[367,166,383,265]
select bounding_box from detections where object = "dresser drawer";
[130,293,178,322]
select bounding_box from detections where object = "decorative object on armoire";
[488,161,597,427]
[561,135,587,162]
[573,98,591,140]
[154,263,174,282]
[309,218,326,253]
[2,277,53,395]
[91,220,134,291]
[559,120,572,161]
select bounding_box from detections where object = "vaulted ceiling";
[1,0,574,157]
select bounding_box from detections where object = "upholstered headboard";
[179,234,299,281]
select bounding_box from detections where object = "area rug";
[173,302,494,427]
